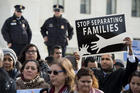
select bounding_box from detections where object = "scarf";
[49,85,69,93]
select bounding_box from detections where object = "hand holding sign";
[123,37,133,55]
[123,37,132,46]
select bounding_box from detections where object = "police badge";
[12,20,16,22]
[61,25,64,29]
[22,24,25,28]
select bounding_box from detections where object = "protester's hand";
[8,43,12,47]
[43,36,48,42]
[123,37,132,46]
[123,37,133,55]
[79,44,90,56]
[91,34,108,53]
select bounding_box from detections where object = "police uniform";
[41,5,73,57]
[1,5,32,56]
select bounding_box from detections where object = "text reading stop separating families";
[76,15,124,36]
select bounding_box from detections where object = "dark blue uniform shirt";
[41,15,73,46]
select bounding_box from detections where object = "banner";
[17,88,42,93]
[75,14,127,56]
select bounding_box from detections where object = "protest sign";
[17,88,42,93]
[75,14,127,56]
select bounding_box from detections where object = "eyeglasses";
[26,50,37,54]
[48,70,64,75]
[54,9,60,12]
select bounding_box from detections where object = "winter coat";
[7,68,20,80]
[16,76,49,89]
[39,60,50,83]
[92,58,138,93]
[0,68,16,93]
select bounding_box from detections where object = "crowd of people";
[0,4,140,93]
[0,36,140,93]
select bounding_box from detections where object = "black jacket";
[7,68,20,80]
[39,60,50,83]
[0,68,16,93]
[92,58,138,93]
[41,15,73,46]
[2,14,32,44]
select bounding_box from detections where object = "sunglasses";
[54,9,60,12]
[48,70,64,75]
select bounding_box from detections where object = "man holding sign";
[75,14,138,93]
[91,37,138,93]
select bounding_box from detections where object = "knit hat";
[2,48,17,66]
[0,49,4,61]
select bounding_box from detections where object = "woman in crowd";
[2,48,20,80]
[0,49,16,93]
[16,60,49,89]
[18,43,50,82]
[41,58,75,93]
[75,68,103,93]
[122,70,140,93]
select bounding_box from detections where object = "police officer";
[1,5,32,56]
[41,5,74,57]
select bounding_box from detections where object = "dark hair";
[114,62,124,68]
[20,60,40,74]
[127,70,140,93]
[111,54,115,60]
[18,44,41,64]
[84,57,96,67]
[129,70,140,83]
[76,68,99,88]
[40,88,48,93]
[50,45,62,55]
[45,56,54,65]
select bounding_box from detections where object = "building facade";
[0,0,140,59]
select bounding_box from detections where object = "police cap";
[14,5,25,13]
[53,5,63,12]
